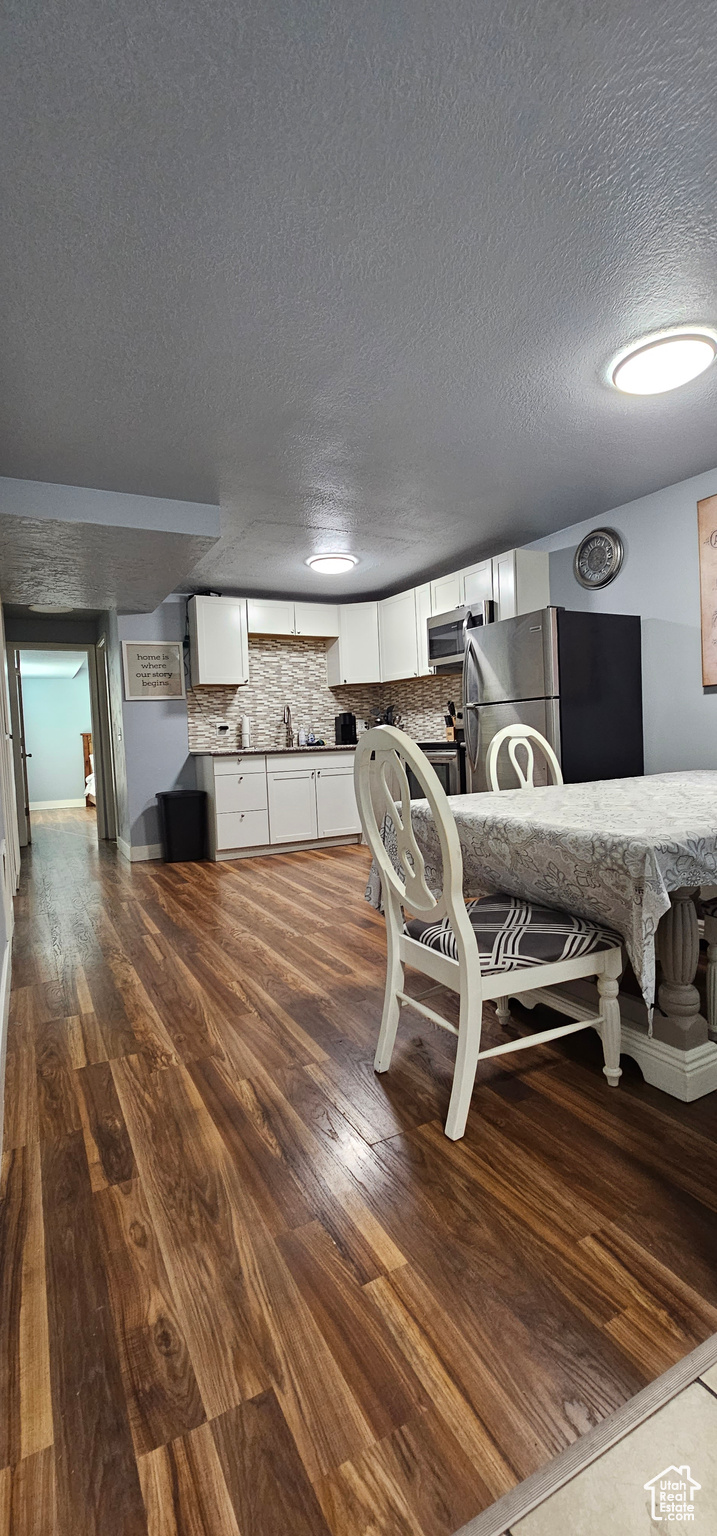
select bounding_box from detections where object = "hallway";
[2,813,717,1536]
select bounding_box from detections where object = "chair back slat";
[354,727,473,946]
[487,724,563,791]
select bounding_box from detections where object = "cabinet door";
[315,764,361,837]
[293,602,340,637]
[492,552,517,620]
[267,768,318,843]
[379,589,419,682]
[247,599,295,635]
[329,603,380,684]
[414,583,433,676]
[462,560,494,607]
[430,571,462,614]
[188,596,249,686]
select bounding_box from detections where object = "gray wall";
[117,598,194,849]
[22,665,92,804]
[529,464,717,774]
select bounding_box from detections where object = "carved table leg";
[655,888,708,1049]
[702,914,717,1043]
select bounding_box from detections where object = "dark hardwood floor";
[2,807,717,1534]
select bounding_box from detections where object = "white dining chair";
[486,723,563,792]
[355,726,623,1141]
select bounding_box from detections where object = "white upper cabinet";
[188,596,249,686]
[293,602,340,637]
[327,602,381,685]
[247,598,294,635]
[430,549,549,623]
[461,559,494,607]
[247,599,339,637]
[415,583,433,676]
[378,588,420,681]
[431,571,462,614]
[492,548,550,620]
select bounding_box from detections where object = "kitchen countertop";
[190,744,358,756]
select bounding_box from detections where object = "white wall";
[529,464,717,773]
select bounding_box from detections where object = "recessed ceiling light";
[610,326,717,395]
[305,554,358,575]
[28,603,74,613]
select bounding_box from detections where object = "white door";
[0,606,20,901]
[462,560,494,607]
[246,598,295,635]
[7,651,30,847]
[430,571,462,614]
[267,768,318,842]
[414,583,433,676]
[492,552,517,619]
[331,603,380,684]
[315,764,361,837]
[379,589,419,682]
[293,603,339,637]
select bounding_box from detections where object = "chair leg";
[494,995,511,1026]
[704,917,717,1042]
[444,1000,483,1141]
[374,899,404,1073]
[597,966,622,1087]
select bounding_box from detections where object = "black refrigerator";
[463,606,643,791]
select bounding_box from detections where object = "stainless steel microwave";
[427,600,495,669]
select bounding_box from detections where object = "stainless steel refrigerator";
[463,606,644,791]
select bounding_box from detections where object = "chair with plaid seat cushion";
[354,726,624,1141]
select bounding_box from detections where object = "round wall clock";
[573,528,624,589]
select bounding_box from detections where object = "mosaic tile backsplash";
[186,636,461,751]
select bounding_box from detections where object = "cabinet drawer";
[214,772,268,814]
[216,809,270,850]
[214,755,266,776]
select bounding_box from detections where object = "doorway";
[7,641,117,848]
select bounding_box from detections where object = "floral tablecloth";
[367,770,717,1013]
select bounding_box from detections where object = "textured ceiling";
[2,0,717,600]
[0,516,217,613]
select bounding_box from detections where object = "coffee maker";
[334,711,358,745]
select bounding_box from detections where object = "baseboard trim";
[30,797,87,810]
[0,938,12,1161]
[117,837,163,863]
[452,1331,717,1536]
[214,834,362,861]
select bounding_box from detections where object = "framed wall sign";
[122,641,186,700]
[698,494,717,687]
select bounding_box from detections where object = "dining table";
[368,769,717,1100]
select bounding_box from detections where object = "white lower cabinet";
[216,809,270,850]
[315,763,362,837]
[196,751,360,856]
[267,764,318,843]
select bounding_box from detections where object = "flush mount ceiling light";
[28,603,74,612]
[610,326,717,395]
[305,554,358,575]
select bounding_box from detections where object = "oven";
[407,742,464,799]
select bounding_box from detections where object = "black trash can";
[156,789,208,862]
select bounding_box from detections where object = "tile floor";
[510,1366,717,1534]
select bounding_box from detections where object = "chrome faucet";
[283,704,294,748]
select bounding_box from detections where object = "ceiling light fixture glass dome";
[305,554,358,575]
[610,326,717,395]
